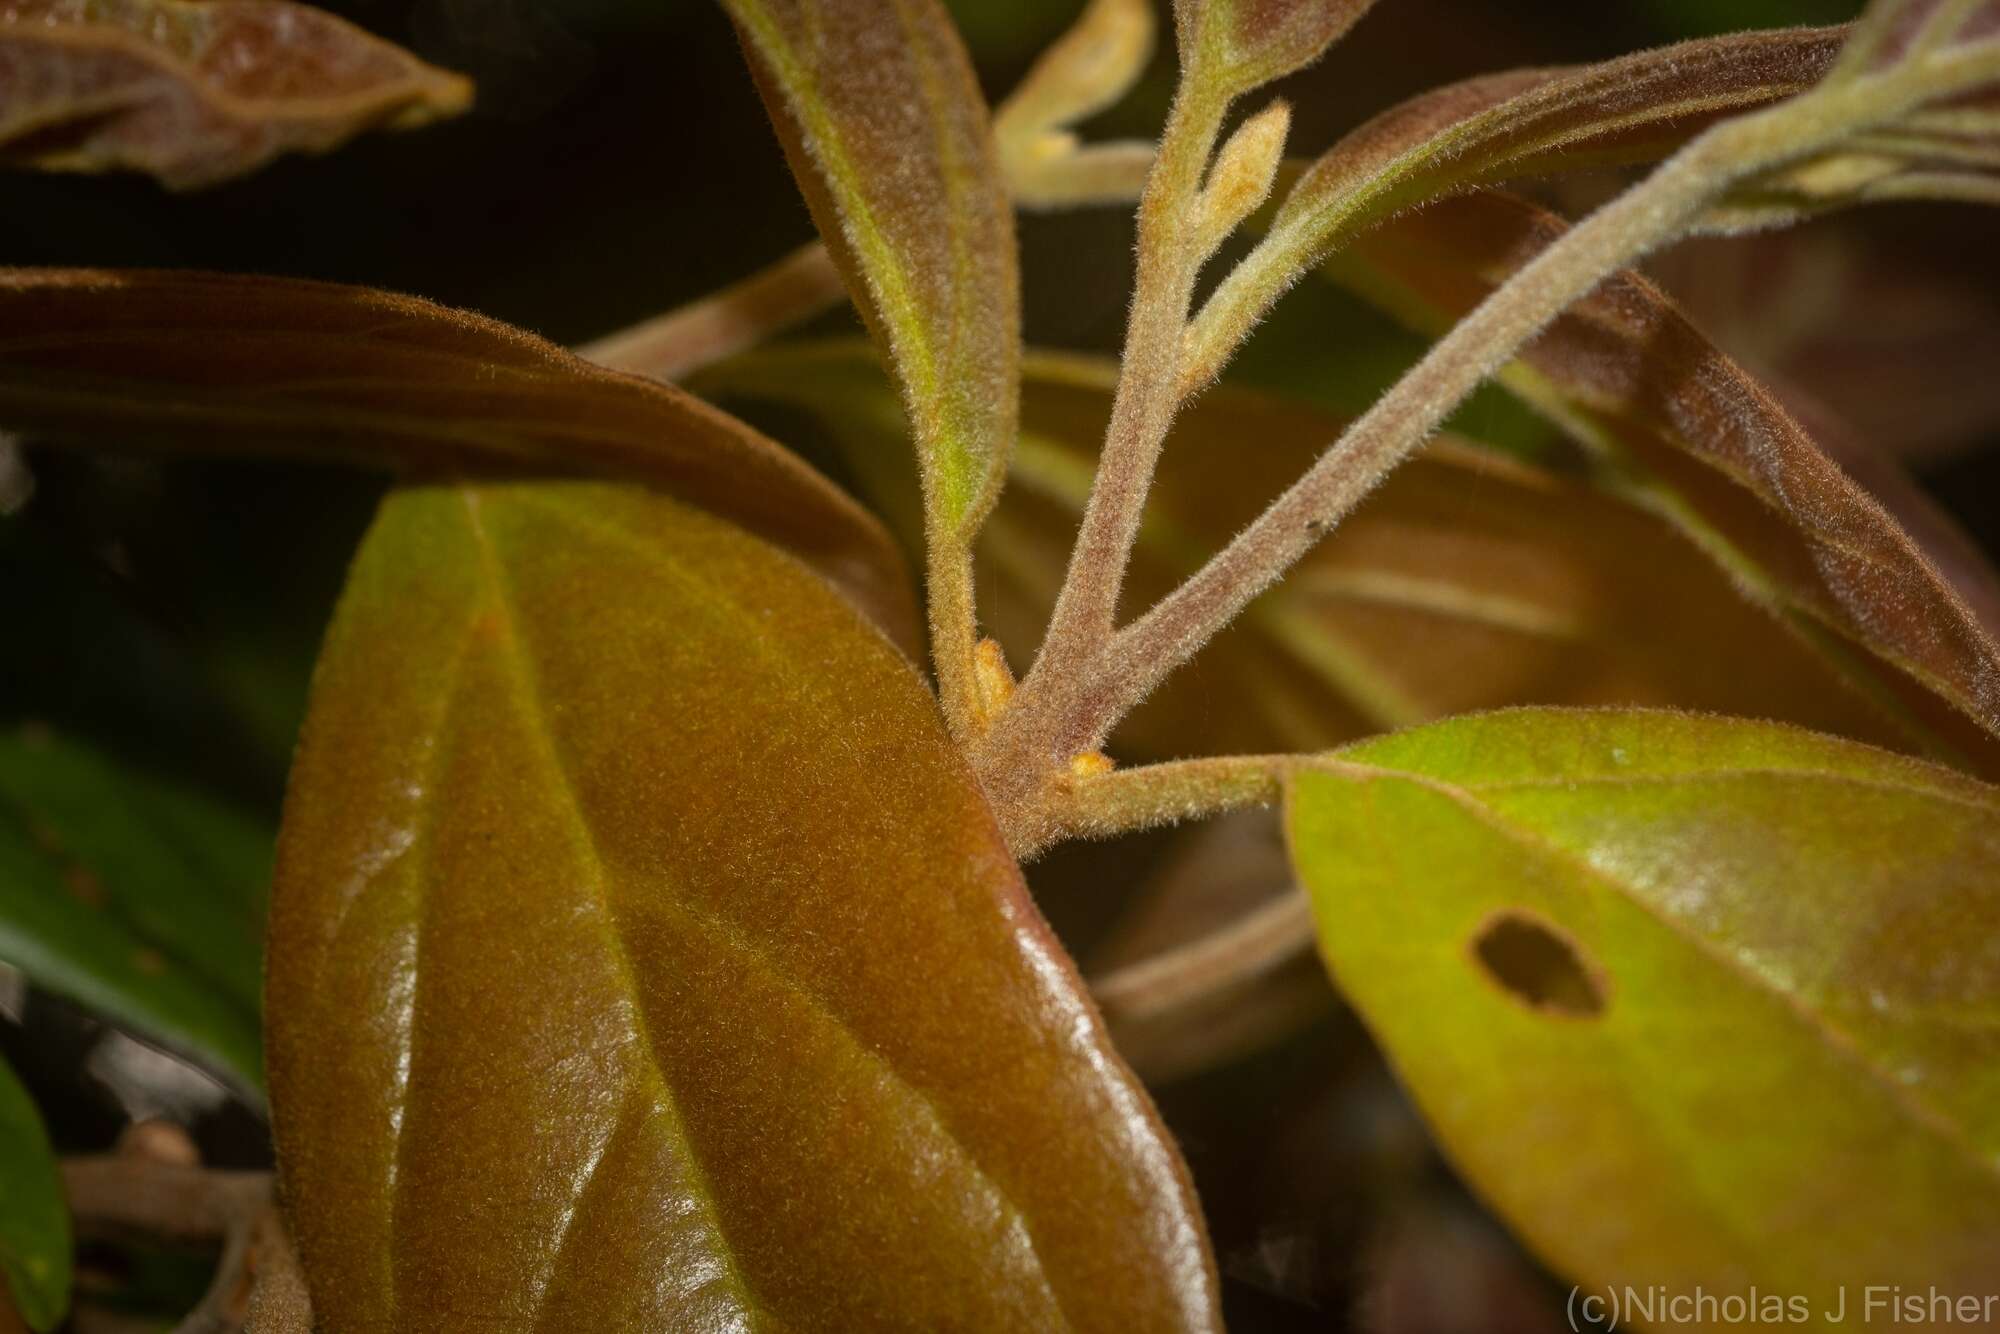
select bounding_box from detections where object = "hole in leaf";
[1471,910,1607,1018]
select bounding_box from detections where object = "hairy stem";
[579,243,845,382]
[1014,752,1293,859]
[928,540,984,743]
[1091,889,1314,1024]
[1016,85,1230,704]
[1006,70,1934,760]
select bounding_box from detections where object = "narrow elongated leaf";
[1286,708,2000,1308]
[699,343,1918,760]
[722,0,1018,542]
[0,726,266,1091]
[1280,26,1842,250]
[268,480,1221,1331]
[1332,191,2000,772]
[0,0,471,190]
[0,269,918,650]
[1186,26,1844,385]
[0,1056,68,1333]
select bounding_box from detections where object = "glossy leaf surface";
[1287,708,2000,1308]
[700,344,1913,760]
[267,481,1220,1331]
[0,269,917,649]
[0,0,470,189]
[1334,192,2000,771]
[0,726,266,1090]
[0,1056,68,1332]
[722,0,1018,542]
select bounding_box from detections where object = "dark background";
[6,0,1996,1329]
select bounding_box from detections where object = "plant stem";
[1013,752,1293,859]
[1014,73,1933,756]
[578,243,845,382]
[928,541,984,743]
[64,1157,279,1334]
[1014,85,1230,708]
[1091,890,1314,1024]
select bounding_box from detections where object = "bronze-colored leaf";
[0,0,471,190]
[1173,0,1377,98]
[721,0,1018,543]
[1331,191,2000,773]
[268,480,1222,1331]
[1653,223,2000,466]
[701,343,1919,761]
[0,268,918,650]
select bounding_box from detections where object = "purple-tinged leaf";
[0,0,470,189]
[0,268,919,650]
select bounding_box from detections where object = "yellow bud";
[1069,750,1116,778]
[1194,99,1291,259]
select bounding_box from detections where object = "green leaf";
[0,726,267,1092]
[0,1056,69,1332]
[0,0,471,190]
[1332,191,2000,773]
[268,480,1221,1330]
[0,269,919,652]
[1286,708,2000,1308]
[721,0,1019,543]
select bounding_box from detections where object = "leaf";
[1285,708,2000,1307]
[1187,25,1846,386]
[1173,0,1376,98]
[993,0,1155,172]
[0,1056,68,1333]
[1331,191,2000,773]
[722,0,1019,543]
[698,343,1921,761]
[267,480,1221,1331]
[0,725,267,1091]
[1653,222,2000,467]
[0,268,919,652]
[0,0,471,190]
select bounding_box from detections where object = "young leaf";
[0,726,266,1092]
[1186,25,1845,389]
[993,0,1155,187]
[0,269,918,651]
[268,480,1222,1331]
[0,1056,68,1333]
[1332,192,2000,772]
[0,0,471,190]
[1174,0,1376,99]
[699,344,1922,762]
[1285,708,2000,1306]
[720,0,1019,545]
